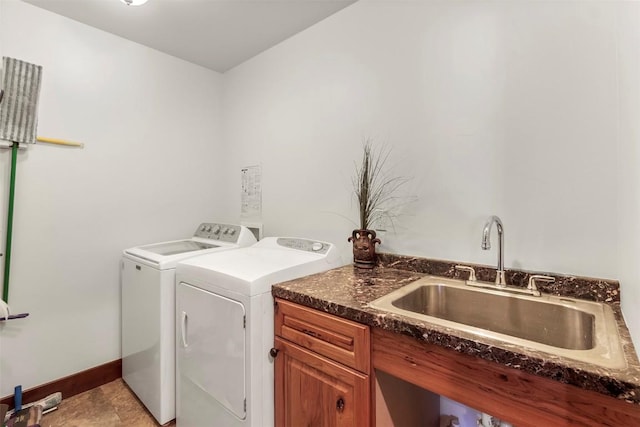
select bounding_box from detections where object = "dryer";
[175,237,342,427]
[121,223,256,425]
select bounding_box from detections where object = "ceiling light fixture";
[121,0,148,6]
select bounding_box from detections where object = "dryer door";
[177,282,246,420]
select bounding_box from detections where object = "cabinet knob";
[269,348,279,358]
[336,397,345,412]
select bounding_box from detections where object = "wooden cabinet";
[274,297,640,426]
[274,299,371,427]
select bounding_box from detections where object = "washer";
[121,223,257,425]
[175,237,342,427]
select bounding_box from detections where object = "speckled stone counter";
[271,254,640,405]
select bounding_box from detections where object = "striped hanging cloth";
[0,57,43,145]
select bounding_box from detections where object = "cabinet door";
[275,337,370,427]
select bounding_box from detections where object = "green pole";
[3,142,18,303]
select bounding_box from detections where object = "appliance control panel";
[194,223,242,243]
[276,238,330,254]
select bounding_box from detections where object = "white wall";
[0,0,223,396]
[221,1,640,344]
[615,3,640,357]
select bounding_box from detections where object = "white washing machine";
[121,223,257,425]
[175,237,342,427]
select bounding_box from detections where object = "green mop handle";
[2,141,18,303]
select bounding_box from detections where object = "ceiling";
[22,0,356,73]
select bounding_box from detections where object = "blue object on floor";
[14,385,22,411]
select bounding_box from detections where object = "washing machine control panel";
[194,223,242,243]
[276,238,330,254]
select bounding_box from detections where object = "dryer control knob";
[223,228,229,234]
[312,242,323,251]
[212,225,221,234]
[200,225,206,231]
[228,228,236,236]
[205,225,212,232]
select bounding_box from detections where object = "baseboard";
[0,359,121,410]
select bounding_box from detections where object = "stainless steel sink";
[369,276,626,369]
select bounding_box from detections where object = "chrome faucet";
[482,215,506,287]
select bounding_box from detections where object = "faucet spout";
[482,215,505,287]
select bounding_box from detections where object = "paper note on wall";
[241,165,262,221]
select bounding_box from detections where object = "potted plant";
[349,140,410,269]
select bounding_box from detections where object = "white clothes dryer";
[175,237,342,427]
[121,223,256,425]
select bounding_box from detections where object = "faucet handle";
[527,275,555,294]
[455,265,477,282]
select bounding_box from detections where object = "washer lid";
[138,240,219,256]
[124,238,240,270]
[123,224,257,270]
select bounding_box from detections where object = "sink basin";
[369,276,626,369]
[392,282,593,350]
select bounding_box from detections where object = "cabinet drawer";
[275,299,370,373]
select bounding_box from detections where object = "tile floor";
[39,379,174,427]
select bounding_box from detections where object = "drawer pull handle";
[336,397,345,412]
[302,329,321,339]
[269,348,279,358]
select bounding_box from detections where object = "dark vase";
[348,229,381,269]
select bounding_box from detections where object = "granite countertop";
[271,253,640,405]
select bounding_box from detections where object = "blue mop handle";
[14,385,22,411]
